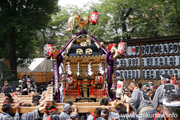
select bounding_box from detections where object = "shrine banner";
[54,60,59,92]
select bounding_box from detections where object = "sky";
[58,0,100,8]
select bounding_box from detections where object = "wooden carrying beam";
[0,106,115,113]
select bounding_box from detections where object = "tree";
[0,0,58,79]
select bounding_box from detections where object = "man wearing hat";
[59,103,72,120]
[152,74,180,111]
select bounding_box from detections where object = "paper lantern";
[136,70,140,79]
[164,69,169,75]
[96,75,104,84]
[128,58,132,67]
[178,42,180,53]
[173,43,179,53]
[135,45,140,55]
[44,44,54,58]
[116,70,121,80]
[159,44,164,54]
[120,70,124,77]
[127,46,132,56]
[132,58,136,67]
[142,58,147,67]
[174,69,179,79]
[150,44,155,55]
[131,46,136,56]
[146,57,150,67]
[159,69,165,76]
[124,58,128,68]
[154,44,160,54]
[118,42,127,55]
[145,45,150,55]
[169,56,175,66]
[141,45,145,55]
[124,70,128,79]
[142,70,146,79]
[150,69,155,79]
[132,70,136,79]
[128,70,132,79]
[136,57,140,67]
[116,59,121,68]
[90,11,99,25]
[155,69,160,79]
[171,77,176,85]
[164,43,169,54]
[154,57,159,67]
[168,69,174,77]
[116,80,124,98]
[174,56,179,66]
[164,56,169,67]
[159,57,164,66]
[67,76,74,85]
[169,43,174,53]
[146,70,151,79]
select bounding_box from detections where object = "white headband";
[163,99,180,107]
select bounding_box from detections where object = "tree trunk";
[5,27,17,80]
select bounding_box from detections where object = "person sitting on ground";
[59,103,72,120]
[1,80,13,93]
[87,107,102,120]
[15,87,22,95]
[0,103,20,120]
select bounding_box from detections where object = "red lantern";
[67,76,74,85]
[44,44,54,58]
[96,75,104,84]
[90,11,99,25]
[118,42,127,55]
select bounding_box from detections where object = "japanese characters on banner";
[117,42,180,80]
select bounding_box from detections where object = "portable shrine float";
[44,11,127,103]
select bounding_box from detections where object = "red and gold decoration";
[90,10,99,25]
[44,44,54,58]
[118,42,127,55]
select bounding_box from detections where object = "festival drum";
[127,46,132,56]
[67,76,74,85]
[164,56,169,67]
[154,44,160,54]
[169,56,175,66]
[131,46,136,56]
[116,59,121,68]
[159,44,164,54]
[169,43,174,54]
[96,75,104,84]
[164,43,169,54]
[150,44,155,55]
[159,57,164,67]
[174,56,179,66]
[173,43,179,53]
[135,45,140,55]
[141,45,146,55]
[145,45,150,55]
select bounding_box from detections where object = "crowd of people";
[0,73,179,120]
